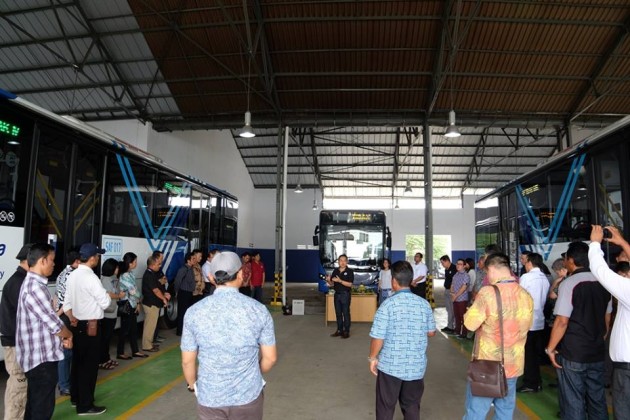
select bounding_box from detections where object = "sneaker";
[71,401,77,407]
[78,406,106,416]
[440,327,454,333]
[517,385,542,393]
[330,331,342,337]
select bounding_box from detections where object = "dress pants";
[410,282,426,299]
[177,290,194,336]
[3,346,27,419]
[71,321,101,413]
[99,317,117,364]
[522,329,545,388]
[334,291,351,333]
[142,304,161,350]
[375,370,424,420]
[117,310,140,355]
[24,361,57,420]
[453,301,468,336]
[444,288,455,329]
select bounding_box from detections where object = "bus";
[475,115,630,273]
[0,89,238,343]
[313,210,391,293]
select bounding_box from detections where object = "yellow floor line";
[55,342,181,404]
[116,374,185,419]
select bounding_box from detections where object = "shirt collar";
[27,271,49,285]
[214,286,239,294]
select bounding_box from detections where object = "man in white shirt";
[517,252,549,393]
[590,225,630,419]
[63,243,111,416]
[201,248,219,294]
[410,252,428,299]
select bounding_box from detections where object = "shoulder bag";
[466,284,508,398]
[117,299,134,316]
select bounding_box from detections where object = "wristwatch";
[187,384,195,393]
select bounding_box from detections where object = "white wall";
[88,120,255,248]
[252,189,477,252]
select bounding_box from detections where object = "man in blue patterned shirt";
[369,260,436,420]
[181,251,277,420]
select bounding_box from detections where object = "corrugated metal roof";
[2,0,629,198]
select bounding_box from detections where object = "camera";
[603,227,612,239]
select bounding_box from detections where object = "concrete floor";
[0,283,533,419]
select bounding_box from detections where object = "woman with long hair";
[117,252,147,359]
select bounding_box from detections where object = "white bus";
[0,89,238,359]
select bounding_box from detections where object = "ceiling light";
[404,180,412,195]
[444,109,461,138]
[294,183,303,193]
[394,202,400,210]
[239,111,255,138]
[312,200,318,211]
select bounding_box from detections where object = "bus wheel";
[159,295,178,329]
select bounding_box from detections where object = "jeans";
[556,356,608,420]
[334,291,351,333]
[25,361,58,420]
[379,289,391,305]
[613,365,630,419]
[463,376,517,420]
[58,347,72,392]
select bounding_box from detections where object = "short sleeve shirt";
[451,272,470,302]
[181,287,276,408]
[141,269,162,307]
[331,267,354,292]
[444,263,457,289]
[370,290,436,380]
[554,269,611,363]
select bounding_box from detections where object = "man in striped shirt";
[16,243,73,420]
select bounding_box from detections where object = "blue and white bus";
[475,115,630,272]
[314,210,391,293]
[0,90,238,354]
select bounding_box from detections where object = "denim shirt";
[181,287,276,407]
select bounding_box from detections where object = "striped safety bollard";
[426,274,436,309]
[271,272,283,306]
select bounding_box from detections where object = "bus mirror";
[386,227,392,249]
[312,235,319,246]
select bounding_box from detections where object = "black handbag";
[467,285,508,398]
[117,300,134,316]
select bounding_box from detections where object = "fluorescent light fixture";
[239,111,255,138]
[444,110,461,138]
[404,180,412,195]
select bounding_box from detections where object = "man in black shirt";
[327,254,354,339]
[546,241,611,419]
[440,255,457,333]
[0,243,32,419]
[141,255,170,352]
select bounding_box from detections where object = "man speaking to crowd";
[181,251,276,420]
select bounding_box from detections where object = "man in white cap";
[63,243,111,416]
[181,251,277,420]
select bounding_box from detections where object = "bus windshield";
[320,224,383,268]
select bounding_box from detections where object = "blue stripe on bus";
[546,155,581,237]
[121,156,156,238]
[0,89,17,99]
[116,154,153,243]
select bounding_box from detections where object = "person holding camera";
[589,225,630,419]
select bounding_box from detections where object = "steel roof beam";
[309,128,324,190]
[569,13,630,120]
[242,152,551,159]
[246,163,536,169]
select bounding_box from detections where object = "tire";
[158,284,177,329]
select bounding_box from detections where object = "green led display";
[0,119,20,137]
[163,182,183,195]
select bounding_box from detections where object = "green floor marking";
[448,335,613,419]
[53,346,183,419]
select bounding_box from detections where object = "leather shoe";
[342,332,350,339]
[517,384,542,393]
[330,331,342,337]
[78,405,106,415]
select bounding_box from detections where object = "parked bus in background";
[314,210,391,293]
[475,115,630,273]
[0,90,238,359]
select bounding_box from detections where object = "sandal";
[98,360,116,370]
[117,354,132,360]
[109,359,119,366]
[142,346,160,352]
[133,352,149,358]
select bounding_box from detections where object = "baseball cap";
[209,251,242,284]
[15,243,33,261]
[79,243,106,259]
